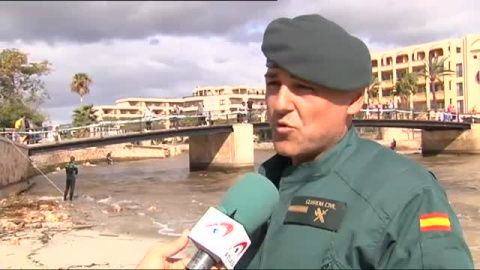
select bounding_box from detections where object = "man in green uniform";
[64,156,78,201]
[136,14,474,269]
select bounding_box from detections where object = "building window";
[219,99,225,105]
[456,47,461,53]
[449,81,451,91]
[456,83,463,96]
[456,63,463,77]
[457,100,464,113]
[432,101,445,109]
[435,84,444,92]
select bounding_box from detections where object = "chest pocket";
[320,242,347,269]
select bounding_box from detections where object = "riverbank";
[0,195,197,269]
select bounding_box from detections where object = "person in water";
[64,156,79,201]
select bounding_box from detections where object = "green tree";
[393,72,418,110]
[0,48,51,127]
[418,56,455,111]
[70,73,92,105]
[366,76,380,105]
[0,99,46,128]
[0,48,51,103]
[72,104,98,127]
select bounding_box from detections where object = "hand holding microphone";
[186,172,279,269]
[136,173,279,270]
[137,229,192,270]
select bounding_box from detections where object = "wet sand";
[1,150,480,268]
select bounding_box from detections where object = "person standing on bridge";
[64,156,79,201]
[137,14,474,270]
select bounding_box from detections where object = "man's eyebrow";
[264,70,278,79]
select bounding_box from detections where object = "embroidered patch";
[419,213,451,232]
[284,196,347,232]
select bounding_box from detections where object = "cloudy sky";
[0,0,478,124]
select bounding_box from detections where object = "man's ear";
[347,89,365,115]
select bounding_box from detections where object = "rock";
[8,237,20,246]
[108,204,122,213]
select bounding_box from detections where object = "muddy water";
[26,150,480,264]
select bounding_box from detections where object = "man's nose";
[273,85,294,114]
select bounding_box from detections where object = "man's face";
[265,67,362,163]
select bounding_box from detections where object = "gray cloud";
[1,0,478,48]
[277,0,480,48]
[0,1,283,43]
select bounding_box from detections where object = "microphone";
[186,172,279,270]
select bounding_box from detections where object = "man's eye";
[266,81,280,87]
[294,84,314,93]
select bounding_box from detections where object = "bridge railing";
[1,108,478,145]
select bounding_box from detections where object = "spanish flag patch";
[419,213,451,232]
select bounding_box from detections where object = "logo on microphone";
[205,222,234,237]
[230,242,248,255]
[224,241,248,267]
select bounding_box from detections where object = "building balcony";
[380,65,394,71]
[395,62,409,69]
[117,113,143,118]
[182,106,199,112]
[411,60,424,67]
[381,80,394,88]
[433,91,445,100]
[416,76,426,85]
[413,93,427,102]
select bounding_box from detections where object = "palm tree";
[418,56,454,111]
[393,72,418,110]
[70,73,92,105]
[72,104,98,127]
[366,76,380,105]
[72,104,98,138]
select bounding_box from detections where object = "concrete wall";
[381,128,421,150]
[0,137,32,187]
[30,144,180,171]
[0,139,184,189]
[422,124,480,155]
[382,127,420,141]
[189,124,254,171]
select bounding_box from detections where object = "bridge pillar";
[381,127,417,141]
[421,124,480,155]
[189,123,254,171]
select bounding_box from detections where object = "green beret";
[261,14,372,91]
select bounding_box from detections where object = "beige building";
[93,85,266,121]
[370,33,480,113]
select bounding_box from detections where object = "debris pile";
[0,196,82,235]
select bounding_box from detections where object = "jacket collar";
[259,127,359,187]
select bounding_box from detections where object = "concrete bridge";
[25,119,477,167]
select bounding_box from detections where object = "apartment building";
[93,85,266,121]
[370,33,480,113]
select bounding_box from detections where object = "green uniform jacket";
[238,127,474,269]
[65,162,78,180]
